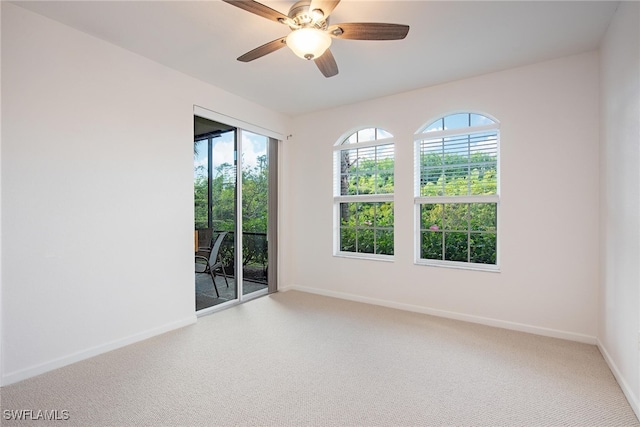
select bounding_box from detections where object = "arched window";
[333,128,394,258]
[414,113,499,269]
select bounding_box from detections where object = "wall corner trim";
[597,339,640,422]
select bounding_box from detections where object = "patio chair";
[195,232,230,298]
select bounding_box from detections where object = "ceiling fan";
[222,0,410,78]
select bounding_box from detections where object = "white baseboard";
[597,339,640,421]
[280,284,597,344]
[1,315,197,387]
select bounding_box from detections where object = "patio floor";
[195,272,267,311]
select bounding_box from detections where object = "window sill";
[334,252,394,262]
[415,259,500,273]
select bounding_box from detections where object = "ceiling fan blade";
[308,0,340,19]
[328,23,410,40]
[222,0,289,24]
[314,49,339,78]
[237,37,287,62]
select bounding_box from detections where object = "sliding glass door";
[240,131,270,296]
[194,115,276,312]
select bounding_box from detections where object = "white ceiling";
[11,0,618,116]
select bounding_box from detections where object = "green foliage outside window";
[420,203,497,265]
[194,156,269,268]
[419,151,498,265]
[421,155,497,196]
[338,139,394,256]
[340,202,394,255]
[418,116,498,266]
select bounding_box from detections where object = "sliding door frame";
[194,106,282,315]
[267,137,278,294]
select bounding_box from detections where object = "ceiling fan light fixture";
[310,8,324,21]
[286,28,331,60]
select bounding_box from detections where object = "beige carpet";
[1,290,638,426]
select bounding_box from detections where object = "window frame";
[414,113,500,272]
[333,128,395,261]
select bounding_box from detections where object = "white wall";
[0,3,290,385]
[599,1,640,416]
[284,52,600,342]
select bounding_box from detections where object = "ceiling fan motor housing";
[288,1,328,30]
